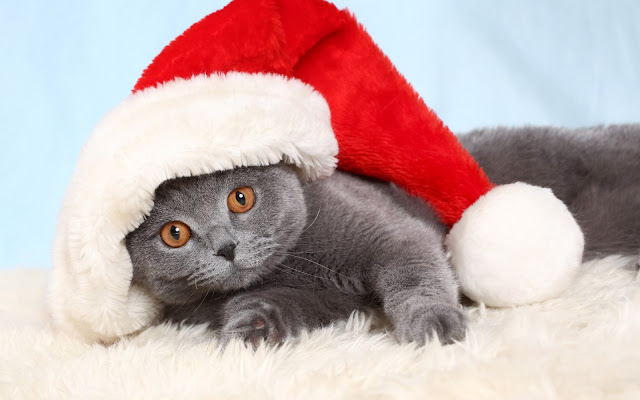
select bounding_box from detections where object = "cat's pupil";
[236,191,246,206]
[170,225,180,240]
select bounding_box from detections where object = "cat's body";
[462,124,640,259]
[128,165,463,345]
[162,168,463,345]
[126,124,640,346]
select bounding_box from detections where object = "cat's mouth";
[188,257,269,292]
[216,267,266,291]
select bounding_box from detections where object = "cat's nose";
[216,243,236,262]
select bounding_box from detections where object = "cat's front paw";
[393,303,466,346]
[220,297,289,348]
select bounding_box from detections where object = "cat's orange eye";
[160,221,191,248]
[227,186,255,213]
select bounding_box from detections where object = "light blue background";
[1,1,638,269]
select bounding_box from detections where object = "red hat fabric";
[134,0,494,226]
[51,0,584,342]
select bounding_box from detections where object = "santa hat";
[50,0,584,342]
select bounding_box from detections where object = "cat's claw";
[393,303,467,346]
[220,298,288,348]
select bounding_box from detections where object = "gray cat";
[126,124,640,347]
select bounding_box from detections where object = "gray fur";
[459,124,640,259]
[127,164,463,346]
[126,123,640,347]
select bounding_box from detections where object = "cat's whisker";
[189,268,212,280]
[276,247,336,255]
[270,265,317,287]
[192,290,211,314]
[301,207,322,233]
[270,264,295,277]
[276,252,352,280]
[277,263,334,282]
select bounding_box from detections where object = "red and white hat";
[50,0,584,342]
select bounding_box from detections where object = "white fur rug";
[2,257,640,399]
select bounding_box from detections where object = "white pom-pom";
[446,182,584,307]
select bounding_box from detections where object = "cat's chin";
[155,273,265,306]
[203,261,273,292]
[218,252,290,289]
[207,272,263,293]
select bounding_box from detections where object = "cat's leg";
[369,232,466,345]
[217,286,368,347]
[165,286,365,347]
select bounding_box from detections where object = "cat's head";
[125,164,307,305]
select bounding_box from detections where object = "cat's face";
[126,164,308,305]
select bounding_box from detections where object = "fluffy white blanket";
[2,257,639,399]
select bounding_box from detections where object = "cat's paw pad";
[220,299,288,348]
[394,303,466,346]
